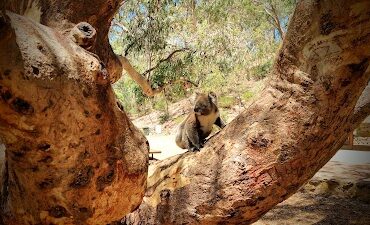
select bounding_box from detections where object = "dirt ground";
[255,191,370,225]
[255,161,370,225]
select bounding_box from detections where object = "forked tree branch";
[142,48,192,77]
[117,55,198,97]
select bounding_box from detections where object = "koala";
[175,92,225,151]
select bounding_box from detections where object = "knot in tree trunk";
[70,22,97,50]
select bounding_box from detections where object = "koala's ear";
[208,92,217,104]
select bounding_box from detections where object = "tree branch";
[264,2,285,40]
[0,10,148,224]
[117,55,197,97]
[2,1,370,225]
[3,0,125,83]
[122,1,370,224]
[111,20,129,33]
[142,48,192,77]
[124,40,137,56]
[156,77,199,92]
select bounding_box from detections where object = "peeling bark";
[122,1,370,224]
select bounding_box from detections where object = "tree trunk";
[2,0,123,83]
[264,2,285,40]
[0,0,369,225]
[122,0,370,224]
[0,1,149,224]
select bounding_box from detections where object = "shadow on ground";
[256,191,370,225]
[255,161,370,225]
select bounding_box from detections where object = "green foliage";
[220,111,229,123]
[150,53,193,89]
[113,77,144,115]
[159,112,170,124]
[252,59,273,80]
[174,115,186,125]
[153,97,167,112]
[166,82,187,102]
[109,0,296,115]
[202,71,226,93]
[242,90,254,101]
[218,96,236,109]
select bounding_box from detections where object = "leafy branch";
[142,48,193,78]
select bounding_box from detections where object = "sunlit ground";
[146,135,370,164]
[331,149,370,164]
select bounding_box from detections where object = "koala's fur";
[175,92,225,151]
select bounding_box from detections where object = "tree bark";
[0,1,149,224]
[122,0,370,224]
[2,0,123,83]
[0,0,370,225]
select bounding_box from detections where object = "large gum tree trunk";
[122,0,370,224]
[0,0,369,225]
[0,1,148,224]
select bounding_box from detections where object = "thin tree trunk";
[264,2,285,40]
[122,0,370,224]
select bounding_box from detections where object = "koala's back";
[175,114,191,149]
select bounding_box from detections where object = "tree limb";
[3,0,124,83]
[2,0,370,225]
[117,47,195,97]
[142,48,192,78]
[156,77,199,92]
[264,2,285,40]
[117,55,197,97]
[0,10,148,224]
[122,1,370,224]
[111,20,129,33]
[124,40,137,56]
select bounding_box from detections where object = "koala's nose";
[194,107,200,113]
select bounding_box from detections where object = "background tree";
[110,0,296,116]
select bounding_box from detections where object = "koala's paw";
[189,146,200,152]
